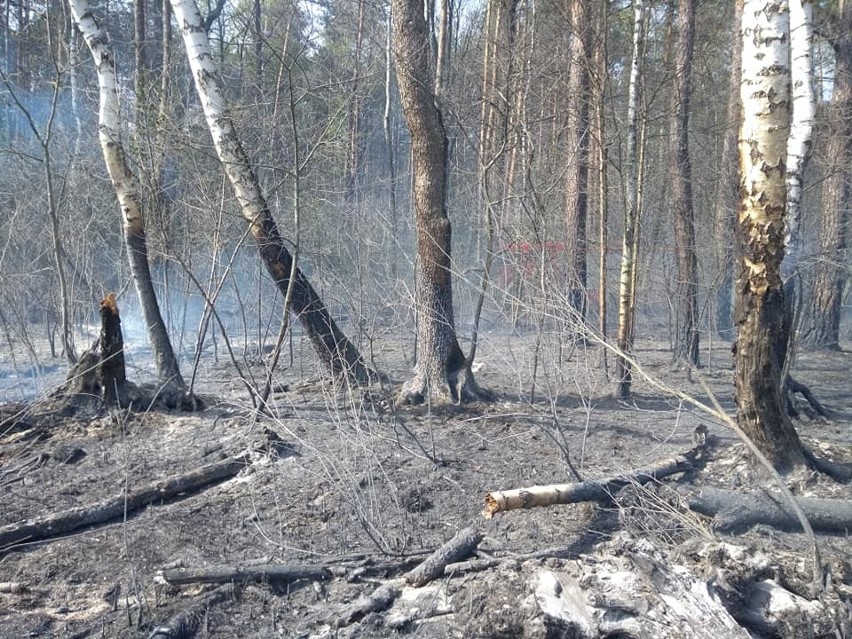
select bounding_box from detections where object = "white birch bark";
[782,0,815,280]
[69,0,187,400]
[68,0,145,237]
[736,0,806,469]
[615,0,645,399]
[168,0,370,382]
[168,0,268,241]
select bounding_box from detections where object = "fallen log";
[688,487,852,534]
[405,524,483,587]
[484,452,694,518]
[163,564,331,586]
[0,453,248,551]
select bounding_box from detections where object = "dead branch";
[163,564,331,586]
[484,452,694,518]
[688,487,852,534]
[148,585,231,639]
[405,524,484,587]
[335,582,401,628]
[0,453,248,551]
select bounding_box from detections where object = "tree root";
[397,364,493,406]
[784,376,830,419]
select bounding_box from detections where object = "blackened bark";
[98,293,126,405]
[125,231,188,406]
[254,218,372,383]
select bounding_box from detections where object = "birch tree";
[69,0,191,408]
[392,0,486,404]
[783,0,815,283]
[615,0,645,399]
[735,0,806,470]
[169,0,372,384]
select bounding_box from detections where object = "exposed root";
[784,376,830,419]
[397,364,492,407]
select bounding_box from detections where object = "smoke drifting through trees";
[0,0,848,406]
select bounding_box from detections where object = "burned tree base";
[397,364,493,407]
[54,294,199,414]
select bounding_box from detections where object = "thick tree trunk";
[713,2,743,339]
[615,0,645,399]
[670,0,699,368]
[69,0,189,407]
[564,0,591,323]
[803,4,851,350]
[735,0,806,471]
[169,0,372,384]
[392,0,484,404]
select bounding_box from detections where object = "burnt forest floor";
[1,331,851,638]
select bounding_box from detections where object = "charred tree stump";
[98,293,127,405]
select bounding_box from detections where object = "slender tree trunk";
[592,0,608,369]
[776,0,815,380]
[670,0,699,367]
[564,0,591,324]
[383,6,398,279]
[615,0,645,399]
[344,0,365,205]
[434,0,451,97]
[713,0,743,339]
[70,0,190,406]
[392,0,485,404]
[735,0,806,471]
[804,2,851,350]
[169,0,372,384]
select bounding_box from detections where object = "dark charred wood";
[0,453,248,551]
[162,564,331,586]
[98,293,127,405]
[688,487,852,533]
[405,524,483,587]
[148,585,231,639]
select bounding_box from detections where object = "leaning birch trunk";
[69,0,190,408]
[735,0,806,471]
[169,0,371,384]
[615,0,645,399]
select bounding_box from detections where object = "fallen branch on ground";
[688,487,852,533]
[335,524,484,629]
[405,524,483,587]
[163,564,331,586]
[0,453,248,551]
[484,451,695,518]
[148,585,231,639]
[335,583,401,628]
